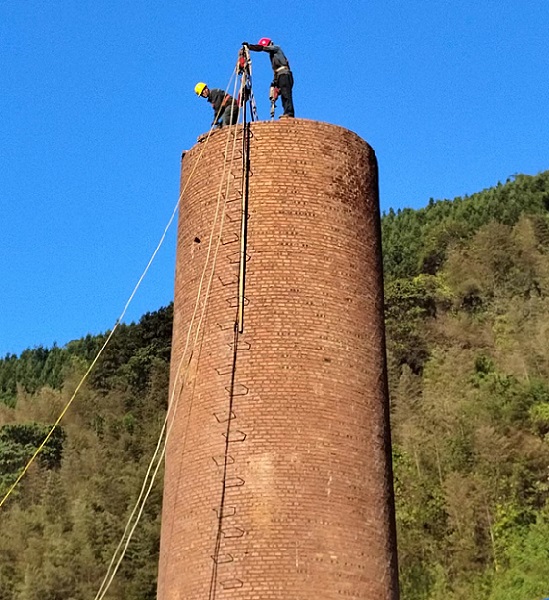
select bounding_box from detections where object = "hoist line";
[207,320,240,600]
[237,119,251,332]
[0,72,241,513]
[207,67,252,600]
[94,74,241,600]
[94,71,246,600]
[1,97,221,512]
[157,79,245,593]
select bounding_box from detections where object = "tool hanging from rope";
[236,45,258,124]
[269,84,279,120]
[235,45,254,333]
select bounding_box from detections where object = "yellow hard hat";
[194,82,207,96]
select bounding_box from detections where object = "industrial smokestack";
[157,119,399,600]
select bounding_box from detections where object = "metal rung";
[226,296,250,309]
[211,553,234,564]
[223,148,243,158]
[225,210,243,223]
[225,476,245,488]
[222,430,247,443]
[221,232,239,245]
[227,340,251,351]
[217,321,236,331]
[213,505,236,518]
[213,410,236,423]
[212,455,234,467]
[218,274,238,286]
[227,251,251,264]
[222,526,245,539]
[225,214,243,225]
[225,383,249,397]
[215,365,234,376]
[220,579,243,590]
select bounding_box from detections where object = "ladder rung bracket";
[213,410,236,423]
[220,331,239,346]
[211,553,234,565]
[218,274,238,287]
[215,365,234,376]
[225,476,245,488]
[222,147,243,157]
[225,204,242,215]
[226,296,250,309]
[222,526,245,539]
[221,232,239,245]
[212,455,234,467]
[213,505,236,518]
[227,251,251,264]
[220,579,243,590]
[222,430,247,443]
[227,340,251,351]
[225,210,243,223]
[217,321,236,331]
[224,191,242,204]
[225,383,249,397]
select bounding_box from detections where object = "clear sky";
[1,0,547,357]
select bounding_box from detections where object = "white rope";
[93,68,245,600]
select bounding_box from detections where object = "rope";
[208,321,240,600]
[93,70,245,600]
[207,66,252,600]
[0,70,238,512]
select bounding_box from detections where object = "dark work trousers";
[276,71,295,117]
[222,101,239,126]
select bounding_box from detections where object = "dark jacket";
[247,44,290,72]
[207,88,235,124]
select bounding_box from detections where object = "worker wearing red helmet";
[243,38,294,118]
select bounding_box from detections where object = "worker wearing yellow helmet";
[194,82,239,128]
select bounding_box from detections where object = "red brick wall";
[157,119,399,600]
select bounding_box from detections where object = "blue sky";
[1,0,547,357]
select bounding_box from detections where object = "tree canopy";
[2,171,549,599]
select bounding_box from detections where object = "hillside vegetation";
[1,171,549,599]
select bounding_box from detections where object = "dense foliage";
[1,171,549,599]
[0,306,172,600]
[384,171,549,599]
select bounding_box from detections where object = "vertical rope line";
[92,70,242,600]
[207,68,251,600]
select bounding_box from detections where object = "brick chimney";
[157,119,399,600]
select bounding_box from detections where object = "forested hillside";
[1,172,549,599]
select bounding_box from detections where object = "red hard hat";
[258,37,272,46]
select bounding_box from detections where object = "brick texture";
[157,119,399,600]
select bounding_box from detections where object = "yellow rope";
[93,72,245,600]
[0,69,239,512]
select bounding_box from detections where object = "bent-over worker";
[194,82,239,128]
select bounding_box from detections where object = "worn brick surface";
[157,119,399,600]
